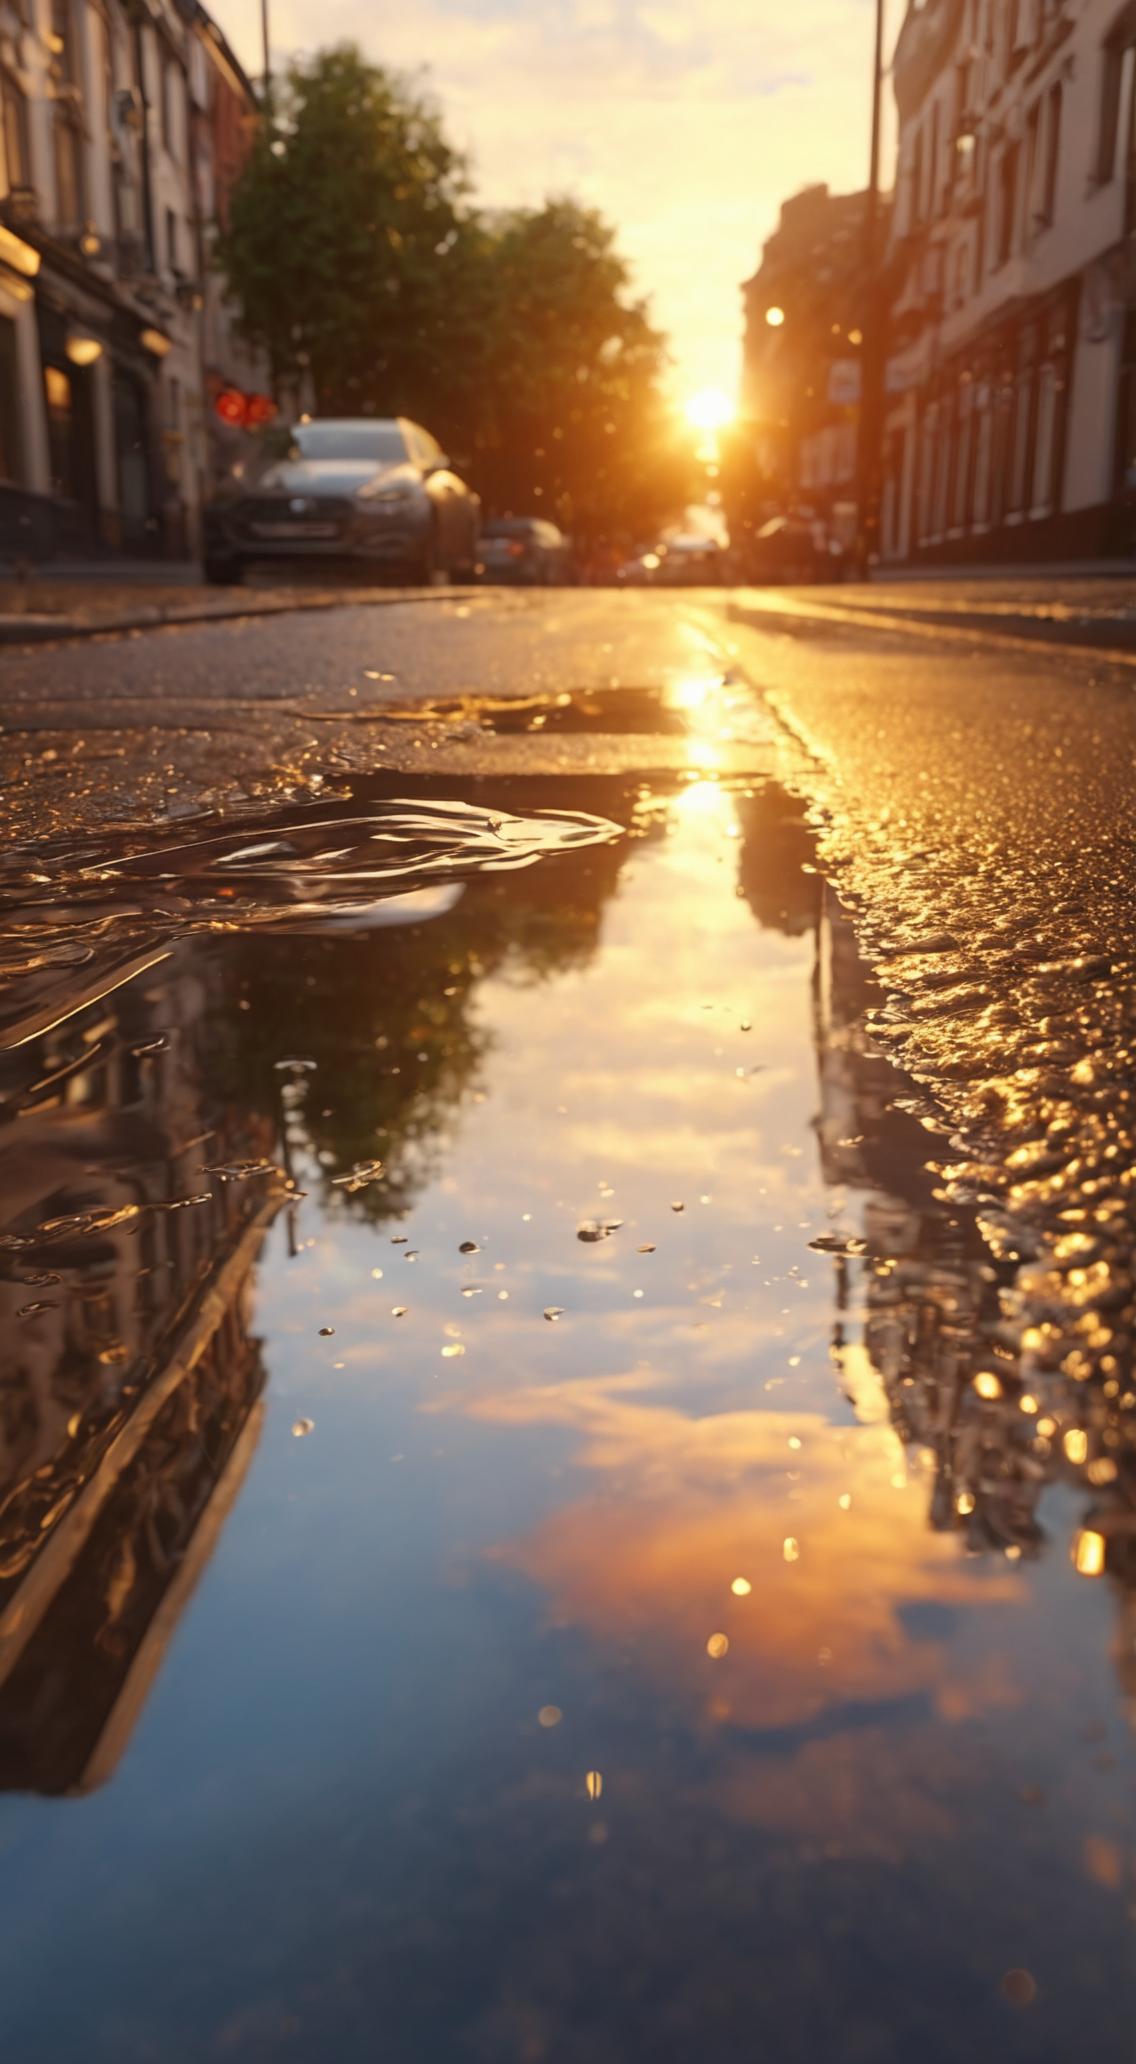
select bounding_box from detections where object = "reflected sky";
[0,770,1133,2062]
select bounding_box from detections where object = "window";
[1031,363,1058,516]
[930,101,941,216]
[951,386,974,530]
[0,315,21,486]
[1007,374,1033,516]
[293,422,408,462]
[972,394,994,528]
[997,144,1019,266]
[53,106,84,227]
[43,362,74,496]
[161,59,181,160]
[1041,81,1062,225]
[1097,35,1135,186]
[1024,98,1041,233]
[1,68,29,190]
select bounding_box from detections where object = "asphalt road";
[3,578,1136,1366]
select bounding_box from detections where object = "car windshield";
[293,423,408,464]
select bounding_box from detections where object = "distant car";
[748,514,845,585]
[203,417,480,585]
[478,517,571,585]
[615,548,663,586]
[654,535,725,586]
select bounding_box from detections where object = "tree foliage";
[217,45,692,545]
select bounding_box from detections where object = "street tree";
[217,45,693,548]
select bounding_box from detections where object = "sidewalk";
[0,572,475,646]
[732,575,1136,666]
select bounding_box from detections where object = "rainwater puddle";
[0,772,1131,2062]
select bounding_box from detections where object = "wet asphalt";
[3,577,1136,1356]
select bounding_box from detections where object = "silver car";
[203,417,480,585]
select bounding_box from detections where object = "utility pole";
[260,0,271,109]
[856,0,886,579]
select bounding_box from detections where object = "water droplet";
[585,1770,602,1799]
[577,1218,622,1242]
[441,1344,465,1357]
[544,1306,564,1322]
[740,1019,752,1031]
[671,1201,684,1213]
[332,1158,384,1191]
[783,1537,800,1562]
[838,1493,851,1510]
[538,1705,562,1727]
[200,1158,279,1182]
[372,1268,383,1279]
[459,1241,480,1254]
[1002,1970,1036,2007]
[497,1290,508,1300]
[974,1371,1002,1400]
[292,1417,314,1437]
[392,1306,408,1317]
[461,1286,482,1297]
[788,1436,801,1450]
[318,1326,335,1336]
[637,1243,656,1253]
[392,1235,408,1244]
[731,1577,751,1596]
[633,1289,644,1298]
[18,1300,58,1317]
[707,1632,729,1657]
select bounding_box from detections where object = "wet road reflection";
[0,766,1133,2059]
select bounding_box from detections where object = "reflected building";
[812,879,1136,1703]
[0,943,282,1793]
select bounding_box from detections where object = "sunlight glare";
[685,387,735,432]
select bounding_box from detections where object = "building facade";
[0,0,262,565]
[882,0,1136,566]
[738,183,872,541]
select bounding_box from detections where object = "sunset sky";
[212,0,896,404]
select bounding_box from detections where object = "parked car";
[203,418,480,585]
[477,517,572,585]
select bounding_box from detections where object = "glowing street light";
[685,388,736,433]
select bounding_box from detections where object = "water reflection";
[0,946,283,1791]
[0,766,1133,2055]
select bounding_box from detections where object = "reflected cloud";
[463,1369,1021,1732]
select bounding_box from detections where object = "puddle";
[0,772,1132,2060]
[357,686,695,733]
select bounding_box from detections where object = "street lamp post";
[856,0,887,579]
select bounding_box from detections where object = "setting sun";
[684,387,736,433]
